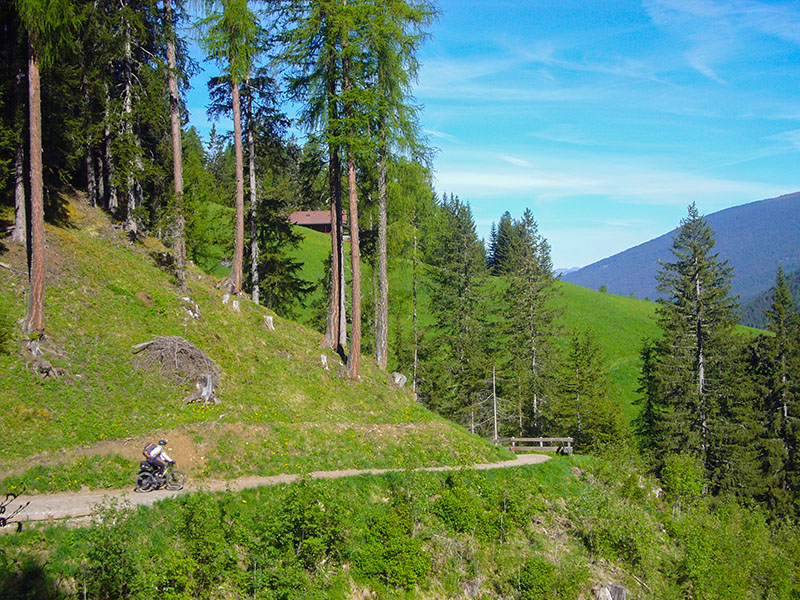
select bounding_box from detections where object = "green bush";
[661,452,706,509]
[270,480,344,571]
[519,556,555,599]
[354,504,431,588]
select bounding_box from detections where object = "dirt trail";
[12,454,550,524]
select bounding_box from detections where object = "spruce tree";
[644,203,758,494]
[498,208,559,435]
[422,194,489,424]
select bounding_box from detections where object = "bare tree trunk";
[95,150,104,204]
[104,84,117,213]
[347,149,361,379]
[342,40,361,379]
[12,143,26,245]
[375,141,389,370]
[81,70,97,207]
[324,144,341,349]
[231,80,245,294]
[24,41,45,336]
[412,223,419,398]
[247,80,259,303]
[166,0,186,290]
[123,18,137,236]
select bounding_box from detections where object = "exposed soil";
[9,453,550,525]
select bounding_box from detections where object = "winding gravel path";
[13,453,550,524]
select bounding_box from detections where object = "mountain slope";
[0,197,510,493]
[563,192,800,310]
[740,266,800,329]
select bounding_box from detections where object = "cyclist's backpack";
[143,442,158,458]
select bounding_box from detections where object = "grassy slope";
[0,199,510,493]
[290,227,764,425]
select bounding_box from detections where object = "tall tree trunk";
[231,80,245,294]
[347,149,361,379]
[81,69,97,207]
[342,42,361,379]
[24,40,45,336]
[123,18,137,236]
[412,220,419,399]
[94,150,104,204]
[13,142,26,245]
[166,0,186,290]
[375,140,389,370]
[324,146,341,349]
[104,83,117,213]
[247,80,259,303]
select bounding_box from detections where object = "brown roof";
[289,210,347,225]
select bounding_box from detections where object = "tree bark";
[12,142,26,245]
[104,83,117,213]
[166,0,186,290]
[247,80,259,303]
[24,40,45,336]
[231,80,245,294]
[375,141,389,370]
[347,149,361,379]
[123,17,137,236]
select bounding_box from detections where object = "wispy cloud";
[423,128,459,143]
[498,155,533,168]
[645,0,800,81]
[433,160,786,207]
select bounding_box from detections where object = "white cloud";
[498,155,533,168]
[423,128,459,143]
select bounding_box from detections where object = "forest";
[3,0,800,597]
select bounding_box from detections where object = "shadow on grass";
[0,553,61,600]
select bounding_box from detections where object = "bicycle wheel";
[165,470,185,491]
[136,472,156,492]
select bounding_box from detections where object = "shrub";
[354,504,431,589]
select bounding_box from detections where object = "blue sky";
[186,0,800,269]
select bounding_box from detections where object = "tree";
[554,328,623,453]
[14,0,78,337]
[364,0,436,371]
[642,204,757,494]
[747,266,800,514]
[284,0,346,354]
[497,208,559,436]
[422,194,489,424]
[165,0,187,289]
[199,0,260,294]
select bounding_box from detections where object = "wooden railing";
[494,437,573,454]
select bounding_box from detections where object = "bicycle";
[135,460,185,492]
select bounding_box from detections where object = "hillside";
[740,267,800,329]
[0,196,510,494]
[563,192,800,313]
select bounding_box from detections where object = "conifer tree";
[423,194,489,423]
[643,204,758,494]
[199,0,260,294]
[498,208,559,435]
[14,0,78,337]
[554,328,623,453]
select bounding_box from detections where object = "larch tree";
[199,0,260,294]
[284,0,347,354]
[165,0,187,289]
[364,0,436,371]
[14,0,78,338]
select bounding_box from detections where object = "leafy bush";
[270,479,344,571]
[661,452,706,509]
[354,502,431,588]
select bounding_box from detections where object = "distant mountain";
[739,267,800,329]
[563,192,800,312]
[555,267,580,277]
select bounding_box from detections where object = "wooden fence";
[494,437,573,454]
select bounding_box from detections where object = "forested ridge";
[2,1,800,598]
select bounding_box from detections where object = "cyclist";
[142,439,174,476]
